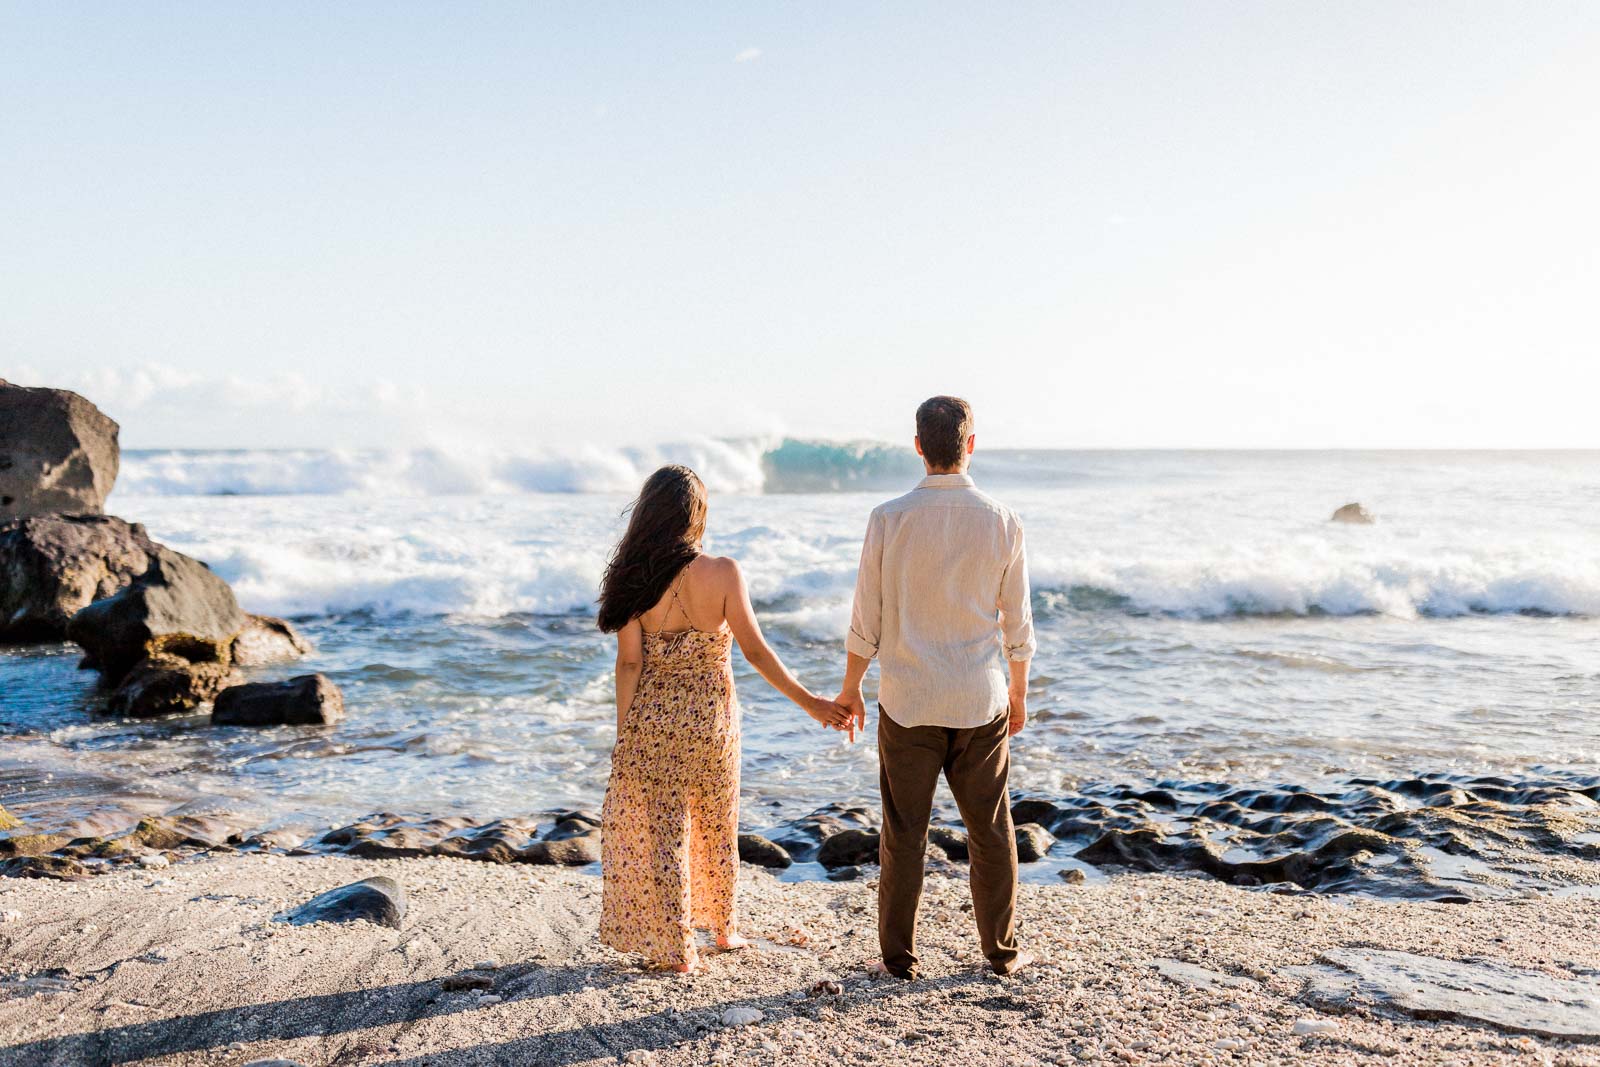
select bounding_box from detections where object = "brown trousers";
[877,706,1020,978]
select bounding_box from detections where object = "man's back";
[846,472,1035,728]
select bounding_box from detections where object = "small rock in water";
[721,1006,764,1027]
[826,865,861,882]
[1330,502,1376,524]
[213,673,345,726]
[1292,1018,1339,1036]
[1014,823,1055,863]
[737,833,793,869]
[1059,868,1087,884]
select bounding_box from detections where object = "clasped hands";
[803,688,866,741]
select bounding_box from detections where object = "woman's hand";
[803,694,853,731]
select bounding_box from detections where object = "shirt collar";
[916,472,975,490]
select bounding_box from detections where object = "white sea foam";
[107,449,1600,622]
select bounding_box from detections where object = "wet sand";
[3,853,1599,1065]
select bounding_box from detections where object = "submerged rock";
[67,546,247,684]
[230,614,313,666]
[0,514,160,642]
[212,674,344,726]
[1294,949,1600,1041]
[1330,502,1376,525]
[817,827,880,868]
[0,381,120,522]
[738,833,792,869]
[106,647,240,718]
[281,876,406,929]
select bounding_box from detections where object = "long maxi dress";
[600,601,741,970]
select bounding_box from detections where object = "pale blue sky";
[3,3,1597,449]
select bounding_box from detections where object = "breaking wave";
[117,439,931,497]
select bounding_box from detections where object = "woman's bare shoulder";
[694,555,742,586]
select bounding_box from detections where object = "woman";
[597,465,850,973]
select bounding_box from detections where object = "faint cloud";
[734,47,762,64]
[1105,214,1129,228]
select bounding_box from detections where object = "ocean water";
[2,445,1598,894]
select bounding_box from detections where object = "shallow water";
[2,449,1598,895]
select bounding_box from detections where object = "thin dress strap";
[641,562,698,636]
[665,570,694,631]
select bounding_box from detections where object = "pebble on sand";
[721,1006,764,1027]
[1292,1018,1339,1036]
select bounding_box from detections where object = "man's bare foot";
[716,933,751,951]
[867,960,915,980]
[992,950,1034,977]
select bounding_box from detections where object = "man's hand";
[1007,686,1026,737]
[836,687,867,743]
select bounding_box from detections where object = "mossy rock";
[0,832,70,857]
[0,804,22,831]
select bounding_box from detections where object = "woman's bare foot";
[716,932,751,951]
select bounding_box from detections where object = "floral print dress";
[600,612,740,969]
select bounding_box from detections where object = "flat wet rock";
[280,876,406,929]
[1152,958,1255,992]
[1293,948,1600,1042]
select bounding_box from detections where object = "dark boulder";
[928,825,969,861]
[0,514,159,642]
[817,827,880,868]
[738,833,793,869]
[107,646,240,718]
[67,547,247,683]
[212,674,344,726]
[231,613,313,666]
[1331,502,1376,525]
[0,381,120,521]
[1010,798,1063,830]
[281,876,406,929]
[1015,823,1056,863]
[766,804,878,863]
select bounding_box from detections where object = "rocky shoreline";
[5,763,1599,905]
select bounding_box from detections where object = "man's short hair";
[915,395,974,470]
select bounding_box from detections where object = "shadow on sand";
[2,960,990,1066]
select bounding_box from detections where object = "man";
[837,395,1036,980]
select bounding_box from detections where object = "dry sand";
[2,852,1599,1066]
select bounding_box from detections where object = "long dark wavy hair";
[597,465,708,633]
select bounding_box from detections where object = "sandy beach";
[3,852,1599,1066]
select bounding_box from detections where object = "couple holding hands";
[598,395,1036,978]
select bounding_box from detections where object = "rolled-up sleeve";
[846,508,884,659]
[998,518,1036,662]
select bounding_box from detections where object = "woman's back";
[634,556,729,637]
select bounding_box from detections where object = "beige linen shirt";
[847,473,1037,729]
